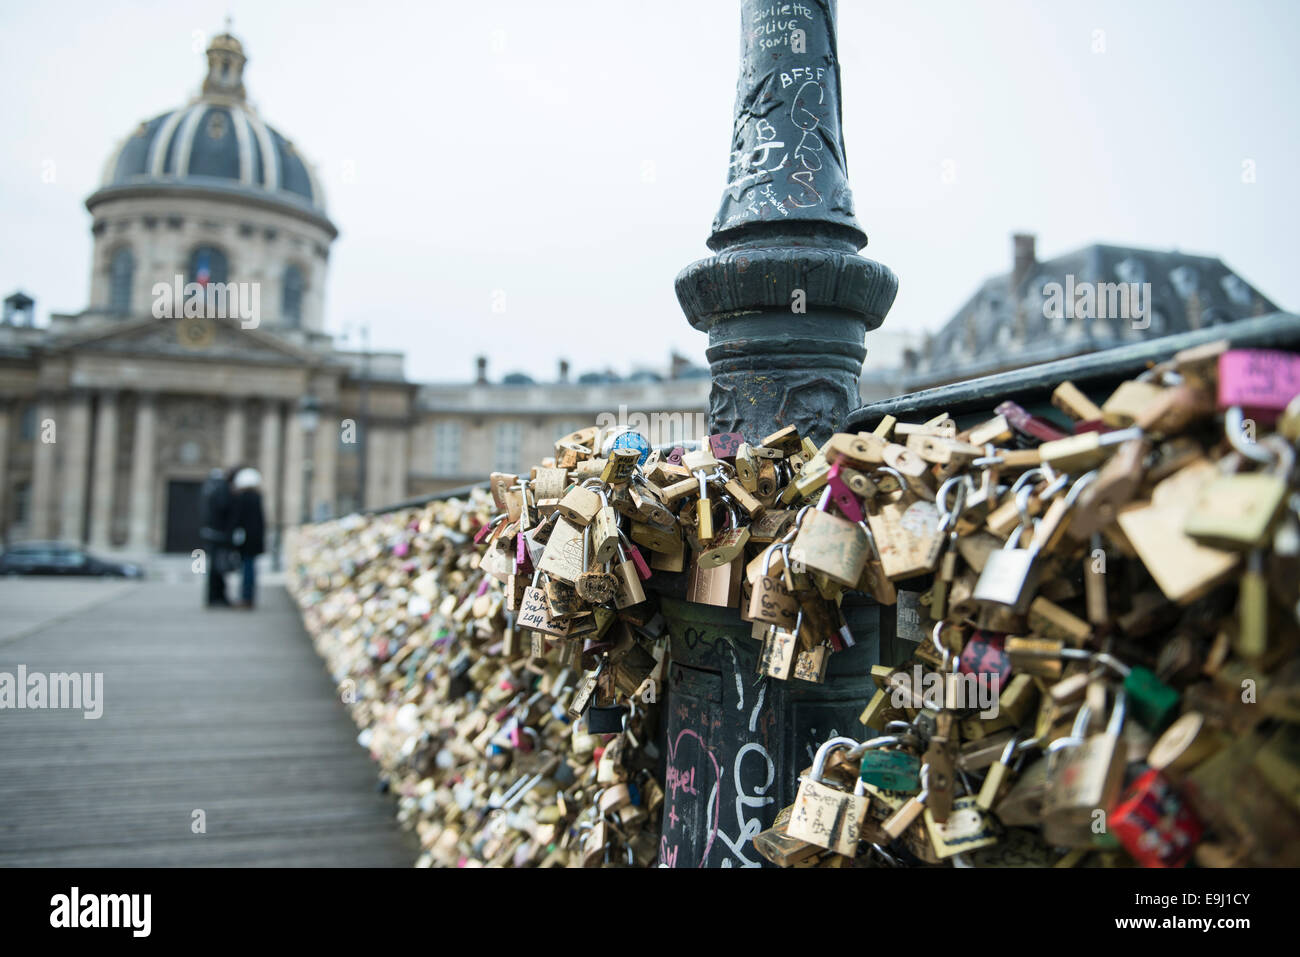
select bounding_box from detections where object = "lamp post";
[655,0,898,867]
[297,394,320,525]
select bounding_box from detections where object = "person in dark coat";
[198,467,233,607]
[229,467,266,609]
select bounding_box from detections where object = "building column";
[89,391,119,549]
[282,410,306,527]
[388,428,409,505]
[58,392,93,543]
[312,411,337,521]
[222,399,246,468]
[126,392,157,551]
[258,402,281,528]
[30,395,58,539]
[363,428,388,510]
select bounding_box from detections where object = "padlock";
[757,612,801,681]
[1116,459,1241,603]
[555,484,601,527]
[586,485,621,565]
[1042,689,1129,847]
[747,543,800,630]
[586,662,626,734]
[865,469,944,580]
[753,803,824,867]
[698,496,751,567]
[1217,348,1300,425]
[612,536,646,609]
[1183,435,1292,549]
[543,577,583,620]
[518,569,575,638]
[685,552,742,607]
[972,520,1041,614]
[788,502,871,586]
[787,737,869,856]
[575,524,619,605]
[1110,768,1203,868]
[857,735,922,792]
[536,516,585,584]
[792,642,831,684]
[600,447,641,486]
[923,794,1002,859]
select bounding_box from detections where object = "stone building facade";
[0,31,708,554]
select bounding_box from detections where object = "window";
[12,482,31,526]
[188,245,229,285]
[19,405,37,441]
[433,420,462,477]
[109,247,134,314]
[553,420,581,441]
[494,421,522,473]
[282,265,304,327]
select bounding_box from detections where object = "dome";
[96,31,327,219]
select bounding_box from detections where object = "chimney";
[558,358,570,383]
[1011,233,1036,293]
[475,355,487,384]
[669,351,689,380]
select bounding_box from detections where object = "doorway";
[163,480,203,553]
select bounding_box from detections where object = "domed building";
[0,29,713,556]
[89,32,333,336]
[0,30,417,555]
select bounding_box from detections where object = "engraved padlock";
[787,736,869,856]
[575,523,619,605]
[747,542,800,630]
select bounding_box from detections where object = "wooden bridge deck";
[0,578,415,867]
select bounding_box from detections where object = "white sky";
[2,0,1297,382]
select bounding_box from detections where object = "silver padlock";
[972,520,1041,613]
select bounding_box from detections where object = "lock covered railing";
[290,317,1300,867]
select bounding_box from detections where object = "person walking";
[229,467,266,609]
[198,467,233,607]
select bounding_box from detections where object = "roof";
[907,241,1279,388]
[94,31,328,221]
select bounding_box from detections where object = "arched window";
[188,246,229,286]
[109,247,134,314]
[282,265,304,327]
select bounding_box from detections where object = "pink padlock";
[826,462,864,523]
[618,530,652,580]
[1218,348,1300,424]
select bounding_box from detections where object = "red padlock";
[1111,767,1203,868]
[958,630,1011,700]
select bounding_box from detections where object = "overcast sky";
[2,0,1297,383]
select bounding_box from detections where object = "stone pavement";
[0,577,416,866]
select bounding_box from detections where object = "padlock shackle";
[845,734,905,761]
[937,475,969,532]
[1226,406,1277,465]
[809,735,860,782]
